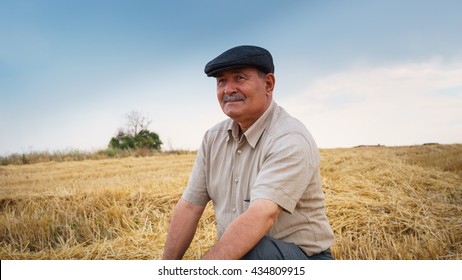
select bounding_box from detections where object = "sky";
[1,0,461,155]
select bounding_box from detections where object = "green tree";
[108,112,162,151]
[134,129,162,150]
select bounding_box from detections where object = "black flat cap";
[204,45,274,77]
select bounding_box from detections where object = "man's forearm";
[202,199,281,260]
[163,199,205,259]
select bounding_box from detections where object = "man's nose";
[223,81,237,95]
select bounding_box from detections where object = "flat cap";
[204,45,274,77]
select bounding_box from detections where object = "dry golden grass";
[322,144,462,259]
[1,144,461,259]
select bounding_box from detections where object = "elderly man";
[163,45,334,260]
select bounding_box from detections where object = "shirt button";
[234,178,239,183]
[232,208,236,213]
[237,150,242,154]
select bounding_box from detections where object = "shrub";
[108,129,162,151]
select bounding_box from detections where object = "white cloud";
[280,59,462,148]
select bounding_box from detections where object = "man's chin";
[222,107,244,119]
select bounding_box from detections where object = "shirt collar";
[227,100,277,148]
[227,121,240,143]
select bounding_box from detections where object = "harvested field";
[1,144,461,259]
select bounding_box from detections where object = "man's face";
[216,67,274,130]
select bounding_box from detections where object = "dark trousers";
[241,236,333,260]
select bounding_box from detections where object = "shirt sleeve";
[181,133,211,206]
[250,132,320,214]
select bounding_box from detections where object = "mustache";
[223,94,245,103]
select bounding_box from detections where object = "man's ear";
[265,73,276,96]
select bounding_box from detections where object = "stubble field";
[1,144,461,259]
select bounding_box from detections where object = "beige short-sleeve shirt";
[182,101,334,256]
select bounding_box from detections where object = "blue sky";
[1,0,461,155]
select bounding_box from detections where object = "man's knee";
[242,236,308,260]
[242,236,282,260]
